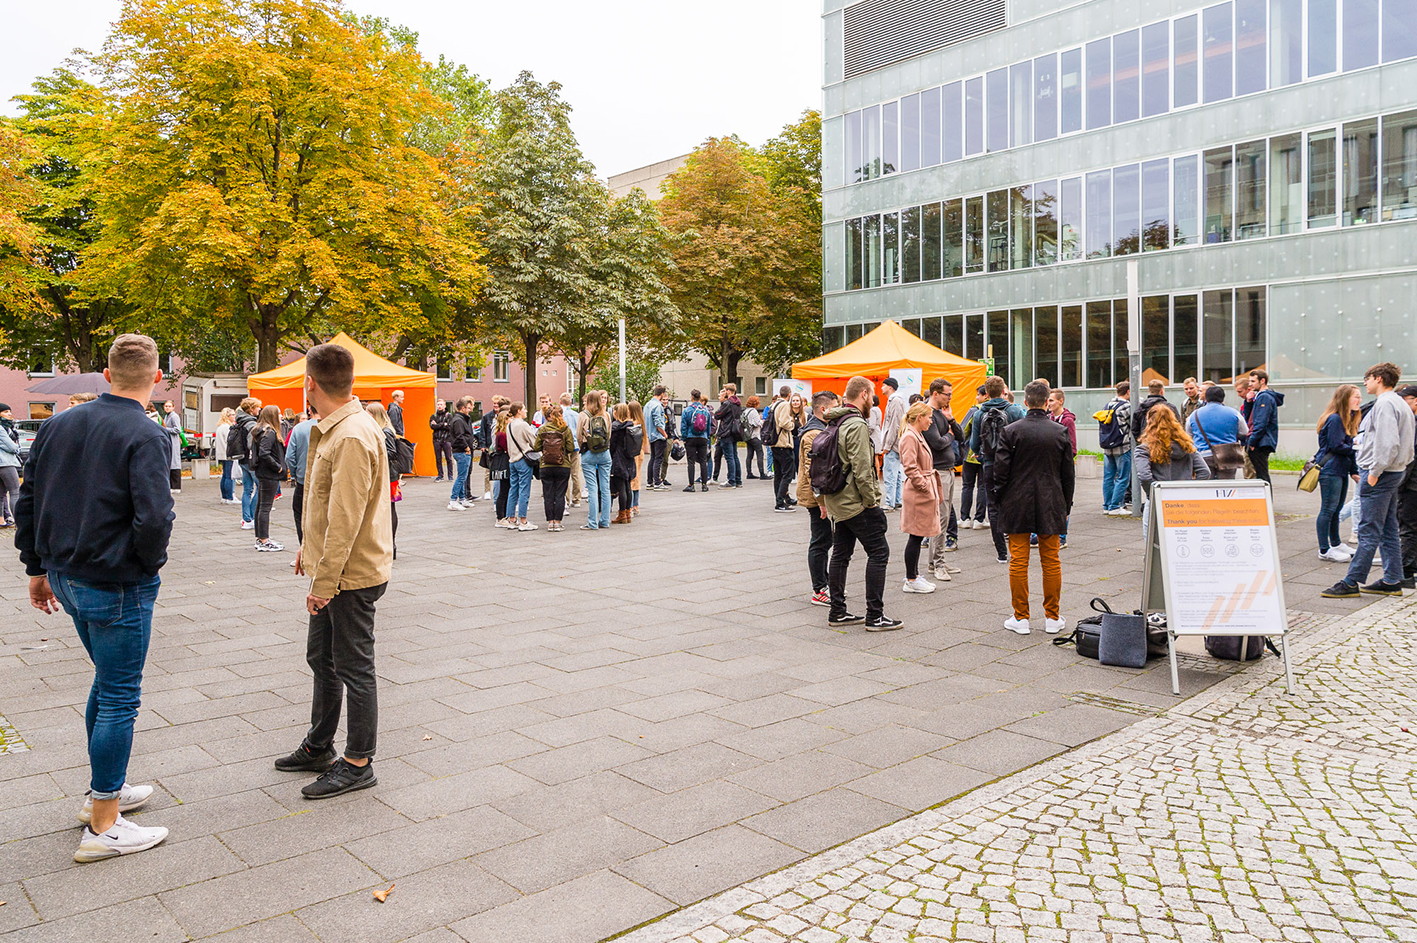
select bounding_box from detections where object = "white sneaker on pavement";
[240,520,255,530]
[902,576,936,594]
[1004,617,1031,635]
[1318,548,1348,562]
[447,501,466,511]
[78,783,154,825]
[483,491,493,500]
[517,522,539,531]
[932,569,953,582]
[74,815,169,863]
[1045,617,1066,635]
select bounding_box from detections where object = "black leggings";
[495,479,509,519]
[542,465,570,521]
[611,474,631,512]
[904,534,925,581]
[255,477,279,540]
[746,439,766,477]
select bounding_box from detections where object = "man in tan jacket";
[279,343,393,800]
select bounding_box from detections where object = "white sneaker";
[447,501,466,511]
[1045,618,1066,635]
[74,814,169,863]
[483,491,493,500]
[1318,548,1348,562]
[517,522,539,532]
[932,569,954,583]
[461,498,477,507]
[256,540,284,552]
[241,520,255,530]
[1004,617,1031,635]
[903,577,936,594]
[78,783,154,824]
[579,490,589,499]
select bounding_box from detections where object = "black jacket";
[609,419,637,479]
[388,402,404,436]
[234,412,258,466]
[991,409,1076,536]
[924,409,964,470]
[714,397,743,440]
[15,393,175,583]
[1132,394,1180,440]
[449,412,475,452]
[252,426,288,481]
[430,408,453,445]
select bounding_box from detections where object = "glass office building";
[822,0,1417,449]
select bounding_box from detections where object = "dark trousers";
[255,476,279,540]
[904,534,925,580]
[305,582,386,760]
[292,481,305,544]
[1399,486,1417,578]
[495,478,510,519]
[746,438,766,477]
[946,502,958,541]
[389,501,397,557]
[169,468,182,490]
[648,440,666,487]
[772,447,795,507]
[960,463,987,521]
[1249,445,1274,484]
[807,504,832,593]
[828,506,889,620]
[542,465,570,521]
[685,439,709,485]
[611,474,632,512]
[712,438,726,480]
[981,464,1008,558]
[434,440,453,478]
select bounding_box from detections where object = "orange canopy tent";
[793,320,988,414]
[247,332,438,477]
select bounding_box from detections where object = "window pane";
[965,77,984,156]
[1011,186,1033,269]
[1061,305,1083,387]
[1270,0,1301,86]
[1174,295,1200,383]
[845,110,862,184]
[1142,21,1170,117]
[1142,158,1170,250]
[1235,286,1266,375]
[1269,132,1303,233]
[1086,170,1112,258]
[1203,2,1234,103]
[944,198,965,276]
[920,86,942,166]
[1034,53,1058,141]
[900,94,920,172]
[923,316,943,349]
[846,216,863,290]
[987,68,1008,152]
[1113,163,1141,255]
[1035,306,1059,387]
[1010,61,1032,147]
[1035,178,1058,265]
[1236,139,1266,238]
[1342,118,1379,225]
[1308,128,1338,228]
[1202,289,1233,382]
[1114,29,1140,123]
[1142,295,1171,386]
[987,310,1010,381]
[822,326,845,354]
[864,214,881,287]
[1086,38,1111,129]
[965,313,984,361]
[964,196,984,274]
[1060,47,1084,133]
[1174,14,1200,107]
[1171,155,1201,248]
[846,322,864,344]
[922,202,942,280]
[1011,308,1034,388]
[987,189,1009,272]
[1343,0,1378,71]
[944,81,965,162]
[1086,301,1112,388]
[903,318,922,337]
[1204,145,1234,243]
[1060,175,1083,260]
[1385,0,1417,62]
[1235,0,1267,94]
[901,206,921,282]
[863,105,881,179]
[882,101,899,174]
[1309,0,1337,76]
[1113,298,1130,388]
[1380,110,1417,221]
[883,211,900,284]
[943,315,961,354]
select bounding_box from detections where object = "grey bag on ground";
[1099,612,1148,668]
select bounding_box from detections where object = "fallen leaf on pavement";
[422,735,433,741]
[373,883,395,903]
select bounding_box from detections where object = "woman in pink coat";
[898,402,942,594]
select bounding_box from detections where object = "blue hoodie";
[1247,388,1284,450]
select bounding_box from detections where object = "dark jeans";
[1249,445,1274,484]
[292,481,305,544]
[1316,473,1348,553]
[746,438,766,477]
[1401,487,1417,578]
[542,465,570,521]
[772,447,795,507]
[981,464,1008,558]
[807,504,832,592]
[434,440,454,479]
[1345,471,1405,585]
[255,476,279,540]
[712,438,725,480]
[685,439,710,485]
[828,506,890,620]
[611,474,632,513]
[904,534,925,581]
[946,502,958,541]
[219,460,234,501]
[495,477,510,519]
[305,582,386,760]
[169,468,182,491]
[660,438,672,481]
[49,571,160,797]
[648,439,666,487]
[960,463,987,521]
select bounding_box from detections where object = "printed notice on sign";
[1157,488,1286,635]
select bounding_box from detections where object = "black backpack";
[977,406,1009,462]
[227,420,250,462]
[809,413,858,496]
[627,423,644,455]
[760,405,778,448]
[392,436,416,476]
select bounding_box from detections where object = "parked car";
[14,419,43,465]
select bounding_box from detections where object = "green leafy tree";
[595,357,663,405]
[0,118,43,340]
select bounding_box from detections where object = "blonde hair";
[902,401,932,436]
[365,402,394,432]
[219,407,236,424]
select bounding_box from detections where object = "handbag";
[1099,610,1148,668]
[1297,449,1327,493]
[670,440,686,461]
[1194,416,1245,472]
[1054,598,1167,661]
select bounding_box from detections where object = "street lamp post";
[617,317,627,405]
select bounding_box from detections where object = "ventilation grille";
[843,0,1008,79]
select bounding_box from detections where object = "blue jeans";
[241,465,257,522]
[719,439,741,486]
[1102,450,1132,511]
[1345,471,1404,585]
[219,460,234,501]
[583,449,612,527]
[509,458,533,519]
[49,572,160,799]
[450,452,472,502]
[1316,473,1349,553]
[882,450,904,508]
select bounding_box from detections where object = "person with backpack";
[923,378,965,575]
[798,390,839,607]
[505,402,538,532]
[1135,404,1212,542]
[768,385,797,511]
[250,405,288,552]
[479,395,506,501]
[534,403,573,531]
[214,407,237,504]
[743,395,766,479]
[968,376,1025,564]
[430,399,454,482]
[681,391,712,492]
[1245,369,1284,485]
[1187,385,1249,480]
[1096,380,1133,515]
[578,391,613,529]
[713,384,744,488]
[1130,380,1179,442]
[231,397,261,529]
[958,385,988,528]
[608,403,640,524]
[816,375,902,632]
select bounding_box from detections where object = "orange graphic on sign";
[1202,570,1279,630]
[1160,498,1268,528]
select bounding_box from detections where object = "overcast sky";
[1,0,823,179]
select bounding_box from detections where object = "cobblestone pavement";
[621,594,1417,943]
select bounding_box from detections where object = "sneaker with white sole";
[447,501,466,511]
[483,491,493,500]
[78,783,154,825]
[256,540,284,552]
[241,520,255,530]
[1045,617,1066,635]
[1004,617,1031,635]
[810,589,830,607]
[517,522,538,531]
[74,815,169,863]
[1318,548,1349,562]
[932,569,954,582]
[902,576,936,594]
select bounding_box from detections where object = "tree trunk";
[254,304,282,372]
[522,331,540,410]
[726,349,743,391]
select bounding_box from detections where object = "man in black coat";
[991,380,1075,637]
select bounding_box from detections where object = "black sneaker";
[302,759,377,800]
[700,483,708,492]
[683,485,697,493]
[1360,580,1404,596]
[274,743,338,772]
[1403,576,1417,590]
[828,612,865,626]
[997,554,1009,564]
[864,616,904,632]
[1320,580,1361,599]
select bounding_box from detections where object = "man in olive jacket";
[820,376,901,632]
[992,380,1075,637]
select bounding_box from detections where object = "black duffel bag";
[1054,598,1168,661]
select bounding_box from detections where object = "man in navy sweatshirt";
[15,334,175,864]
